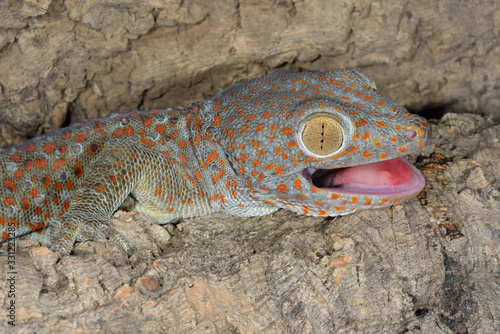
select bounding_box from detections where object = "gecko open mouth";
[302,157,425,197]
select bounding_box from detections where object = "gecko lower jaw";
[301,157,425,197]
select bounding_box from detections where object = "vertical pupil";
[320,122,325,149]
[301,116,343,156]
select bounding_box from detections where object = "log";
[1,113,499,333]
[1,1,499,333]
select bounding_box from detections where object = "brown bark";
[1,1,499,333]
[1,113,499,333]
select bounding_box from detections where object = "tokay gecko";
[1,68,430,255]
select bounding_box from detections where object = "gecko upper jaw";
[302,157,425,197]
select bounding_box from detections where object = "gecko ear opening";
[301,117,343,156]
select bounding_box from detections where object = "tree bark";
[0,1,499,333]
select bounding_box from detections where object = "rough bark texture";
[1,112,499,333]
[1,1,499,333]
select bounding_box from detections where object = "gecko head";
[201,68,431,216]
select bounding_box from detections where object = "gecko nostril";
[406,130,418,140]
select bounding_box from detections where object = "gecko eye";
[301,116,343,156]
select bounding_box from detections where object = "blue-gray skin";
[0,68,430,255]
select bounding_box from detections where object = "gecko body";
[1,68,430,255]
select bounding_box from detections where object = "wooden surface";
[1,113,499,333]
[0,1,499,333]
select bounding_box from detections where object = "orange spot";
[86,143,99,156]
[375,121,387,128]
[143,117,152,127]
[212,114,221,126]
[125,126,134,136]
[113,129,125,138]
[362,150,372,158]
[74,161,84,177]
[274,166,284,175]
[22,198,29,210]
[362,132,371,140]
[94,123,106,131]
[249,140,261,148]
[35,159,46,168]
[330,193,340,200]
[4,179,16,191]
[156,124,166,134]
[281,126,293,136]
[397,146,408,153]
[52,159,64,170]
[43,176,51,187]
[10,153,20,163]
[75,132,88,143]
[277,184,288,193]
[43,142,56,153]
[26,143,36,152]
[235,153,247,163]
[24,160,33,170]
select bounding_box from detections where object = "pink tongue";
[332,158,413,187]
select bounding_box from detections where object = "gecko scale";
[1,68,430,255]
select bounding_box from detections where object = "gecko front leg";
[49,139,209,255]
